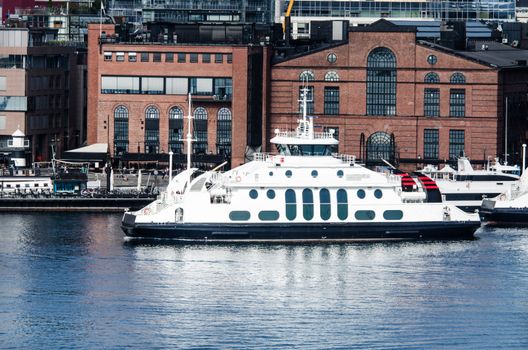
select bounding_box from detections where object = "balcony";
[191,94,232,102]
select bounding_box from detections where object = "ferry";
[419,158,520,213]
[480,170,528,224]
[121,91,480,242]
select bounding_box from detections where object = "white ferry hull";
[122,214,479,241]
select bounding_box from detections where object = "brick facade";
[269,27,520,168]
[87,24,269,167]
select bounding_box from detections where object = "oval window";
[285,189,296,221]
[311,170,318,178]
[258,210,280,221]
[374,189,383,199]
[337,170,344,178]
[383,210,403,220]
[285,170,293,178]
[267,189,275,199]
[357,189,366,199]
[249,189,258,199]
[355,210,375,220]
[229,211,251,221]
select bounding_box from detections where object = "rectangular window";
[227,54,232,63]
[103,52,112,61]
[424,88,440,117]
[166,77,188,95]
[140,77,164,94]
[324,87,339,115]
[213,78,232,99]
[202,53,211,63]
[140,52,149,62]
[0,116,5,129]
[190,78,213,95]
[424,129,439,159]
[101,76,140,94]
[190,53,198,63]
[128,52,137,62]
[449,129,465,159]
[298,86,314,115]
[450,89,465,117]
[166,53,174,62]
[177,53,186,63]
[116,52,125,62]
[215,54,223,63]
[0,76,5,90]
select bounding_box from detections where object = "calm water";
[0,213,527,349]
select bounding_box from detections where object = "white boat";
[419,158,520,212]
[121,90,480,242]
[480,169,528,223]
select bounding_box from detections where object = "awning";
[61,143,109,162]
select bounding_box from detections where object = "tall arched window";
[366,131,395,163]
[450,72,466,84]
[367,47,397,116]
[144,105,159,154]
[193,107,208,154]
[216,107,232,157]
[424,72,440,83]
[114,105,128,155]
[169,106,184,153]
[324,71,339,82]
[299,70,315,82]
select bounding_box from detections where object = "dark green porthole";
[267,189,275,199]
[357,189,366,199]
[337,189,348,220]
[258,210,280,221]
[285,170,293,178]
[285,189,297,220]
[355,210,375,220]
[383,210,403,220]
[337,170,344,178]
[249,189,258,199]
[320,188,331,220]
[311,170,318,178]
[374,189,383,199]
[229,211,251,221]
[269,171,274,176]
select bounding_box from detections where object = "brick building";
[87,23,270,167]
[269,20,528,168]
[0,27,86,163]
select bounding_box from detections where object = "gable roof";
[349,19,417,33]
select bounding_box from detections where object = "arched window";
[114,105,128,155]
[144,106,159,153]
[450,72,466,84]
[424,72,440,83]
[324,71,339,82]
[193,107,208,154]
[367,47,397,116]
[299,70,315,82]
[216,107,232,157]
[168,106,184,153]
[366,131,395,163]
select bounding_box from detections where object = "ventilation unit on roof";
[512,40,519,47]
[502,38,508,44]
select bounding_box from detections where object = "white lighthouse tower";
[8,128,29,168]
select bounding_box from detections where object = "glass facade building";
[279,0,515,27]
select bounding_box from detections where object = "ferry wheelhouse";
[121,91,480,242]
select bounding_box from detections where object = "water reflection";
[0,214,527,348]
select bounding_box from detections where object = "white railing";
[274,130,335,139]
[332,153,356,164]
[253,153,272,162]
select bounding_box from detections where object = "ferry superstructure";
[419,158,520,213]
[121,91,480,242]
